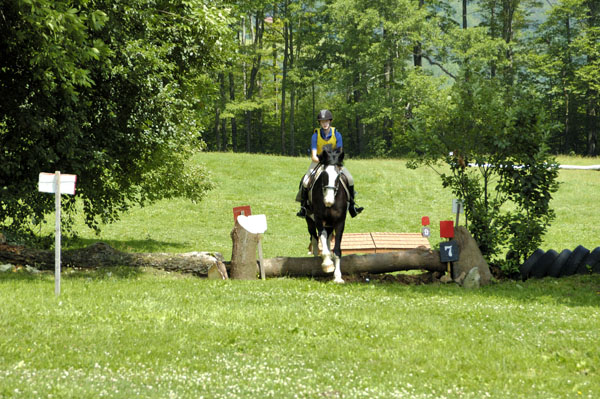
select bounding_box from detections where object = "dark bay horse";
[305,145,348,283]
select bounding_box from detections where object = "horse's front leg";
[319,228,334,273]
[306,217,319,257]
[332,224,345,283]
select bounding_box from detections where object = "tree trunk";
[383,27,393,148]
[280,14,288,154]
[289,19,295,155]
[216,72,226,151]
[352,71,364,156]
[262,249,446,277]
[245,11,264,153]
[587,98,598,156]
[0,243,223,276]
[213,101,221,151]
[585,1,599,155]
[229,71,238,152]
[413,0,424,67]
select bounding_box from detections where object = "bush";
[409,76,559,273]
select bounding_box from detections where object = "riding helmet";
[317,109,333,121]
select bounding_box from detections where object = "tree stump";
[229,220,259,279]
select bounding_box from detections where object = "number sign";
[440,240,459,262]
[421,226,431,238]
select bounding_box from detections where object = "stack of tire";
[520,245,600,280]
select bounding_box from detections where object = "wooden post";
[230,213,267,280]
[230,220,259,279]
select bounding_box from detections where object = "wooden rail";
[340,232,430,255]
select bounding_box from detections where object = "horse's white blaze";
[323,165,337,207]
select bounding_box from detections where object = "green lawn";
[1,270,598,398]
[1,152,599,398]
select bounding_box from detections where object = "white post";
[39,171,75,295]
[54,171,61,296]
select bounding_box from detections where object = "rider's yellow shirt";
[316,127,337,155]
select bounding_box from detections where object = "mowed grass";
[1,269,599,398]
[1,152,600,398]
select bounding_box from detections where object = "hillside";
[61,153,600,262]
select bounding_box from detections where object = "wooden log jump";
[262,248,446,277]
[339,232,430,254]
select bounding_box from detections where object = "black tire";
[581,247,600,274]
[561,245,590,276]
[531,249,558,278]
[547,249,571,278]
[520,248,545,281]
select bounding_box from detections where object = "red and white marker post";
[439,220,457,278]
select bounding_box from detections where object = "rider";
[295,109,364,218]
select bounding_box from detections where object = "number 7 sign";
[440,240,459,263]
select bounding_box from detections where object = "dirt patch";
[331,271,443,285]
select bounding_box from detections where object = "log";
[229,220,259,279]
[1,237,476,281]
[0,242,224,276]
[262,248,447,277]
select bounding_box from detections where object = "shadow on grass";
[360,272,600,309]
[64,236,188,253]
[0,265,144,281]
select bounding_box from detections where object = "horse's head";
[318,145,344,207]
[319,144,345,167]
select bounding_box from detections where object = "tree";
[408,69,559,271]
[530,0,599,155]
[0,0,231,237]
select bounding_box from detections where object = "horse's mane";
[319,144,344,166]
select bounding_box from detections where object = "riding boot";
[296,186,309,217]
[348,185,364,218]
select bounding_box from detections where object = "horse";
[305,145,348,283]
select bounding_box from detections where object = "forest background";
[207,0,599,158]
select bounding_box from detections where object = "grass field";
[59,152,600,258]
[1,153,599,398]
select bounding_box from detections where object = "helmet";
[317,109,333,121]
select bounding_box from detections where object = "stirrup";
[296,207,307,217]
